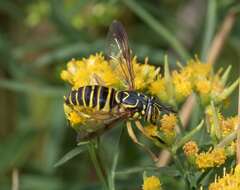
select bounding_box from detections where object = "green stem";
[122,0,190,61]
[108,127,124,190]
[88,142,109,190]
[172,154,185,176]
[201,0,217,61]
[172,120,204,153]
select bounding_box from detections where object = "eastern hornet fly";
[64,21,176,160]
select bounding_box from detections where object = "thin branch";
[207,10,237,64]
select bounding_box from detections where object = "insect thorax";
[115,90,161,124]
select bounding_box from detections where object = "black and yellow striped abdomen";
[65,85,118,112]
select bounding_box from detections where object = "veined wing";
[106,20,135,90]
[75,109,128,141]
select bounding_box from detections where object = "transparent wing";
[106,20,135,90]
[75,110,128,141]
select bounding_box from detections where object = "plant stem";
[122,0,190,61]
[88,142,109,190]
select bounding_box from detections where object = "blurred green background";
[0,0,239,190]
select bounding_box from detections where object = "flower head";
[196,148,226,170]
[144,125,158,137]
[160,113,177,144]
[142,176,161,190]
[63,103,86,126]
[183,141,199,157]
[172,70,192,102]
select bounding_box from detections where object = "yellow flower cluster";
[209,164,240,190]
[196,148,226,170]
[61,53,121,89]
[142,176,162,190]
[61,53,238,127]
[61,53,159,91]
[61,53,238,107]
[206,106,239,139]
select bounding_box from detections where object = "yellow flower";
[142,176,161,190]
[172,70,192,102]
[195,79,211,95]
[209,164,240,190]
[186,57,211,80]
[144,125,158,137]
[196,148,226,170]
[160,113,177,134]
[61,53,122,89]
[160,113,177,143]
[63,103,86,126]
[149,77,168,103]
[183,141,199,156]
[133,57,160,90]
[220,116,239,137]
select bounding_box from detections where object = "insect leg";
[126,121,158,162]
[135,120,151,138]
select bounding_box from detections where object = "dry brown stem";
[12,168,19,190]
[207,11,237,65]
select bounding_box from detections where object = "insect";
[64,21,176,161]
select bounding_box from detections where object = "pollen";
[142,176,161,190]
[183,141,199,156]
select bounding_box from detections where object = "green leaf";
[54,145,88,167]
[32,40,103,67]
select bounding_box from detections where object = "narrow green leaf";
[216,78,240,103]
[54,145,88,167]
[220,65,232,85]
[201,0,217,61]
[172,120,204,153]
[0,79,65,97]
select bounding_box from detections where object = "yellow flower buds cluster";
[196,148,226,170]
[183,141,227,170]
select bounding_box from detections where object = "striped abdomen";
[65,85,118,112]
